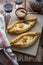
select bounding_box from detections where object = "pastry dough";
[7,17,37,34]
[10,32,41,48]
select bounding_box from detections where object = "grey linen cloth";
[0,14,18,65]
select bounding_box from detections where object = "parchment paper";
[6,9,43,56]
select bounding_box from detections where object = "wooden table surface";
[0,0,43,62]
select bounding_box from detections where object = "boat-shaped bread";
[7,17,37,34]
[10,32,41,48]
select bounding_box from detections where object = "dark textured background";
[0,0,43,64]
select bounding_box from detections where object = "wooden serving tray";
[6,9,43,56]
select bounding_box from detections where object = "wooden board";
[6,9,43,56]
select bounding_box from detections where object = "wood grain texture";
[0,0,43,62]
[13,46,42,62]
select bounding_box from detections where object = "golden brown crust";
[9,21,36,34]
[24,17,37,21]
[7,20,21,30]
[7,17,37,34]
[10,32,41,48]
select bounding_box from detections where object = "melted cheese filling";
[15,36,33,45]
[13,22,33,30]
[13,23,28,30]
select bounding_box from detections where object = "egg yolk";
[18,23,23,28]
[23,36,28,40]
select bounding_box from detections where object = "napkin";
[0,14,18,65]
